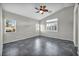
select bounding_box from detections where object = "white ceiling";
[2,3,74,20]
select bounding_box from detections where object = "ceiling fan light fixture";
[35,4,51,14]
[39,10,44,14]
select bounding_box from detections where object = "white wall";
[40,7,73,41]
[0,4,3,56]
[3,11,39,44]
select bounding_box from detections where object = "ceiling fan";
[35,5,52,14]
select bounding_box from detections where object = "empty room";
[0,3,79,56]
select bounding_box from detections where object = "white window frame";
[46,18,58,32]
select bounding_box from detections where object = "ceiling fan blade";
[43,9,48,12]
[35,7,39,10]
[35,11,39,13]
[43,5,46,9]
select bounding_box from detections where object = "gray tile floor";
[2,36,78,56]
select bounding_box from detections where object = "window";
[5,19,16,32]
[46,18,58,32]
[36,23,40,32]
